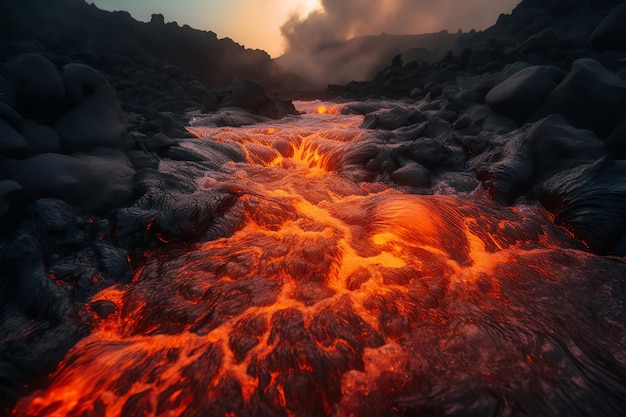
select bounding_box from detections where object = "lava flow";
[14,102,626,417]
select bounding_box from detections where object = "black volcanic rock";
[605,124,626,159]
[54,94,130,152]
[486,65,566,124]
[21,120,61,154]
[1,0,302,115]
[590,2,626,51]
[3,53,65,121]
[361,107,424,130]
[531,58,626,137]
[0,148,136,213]
[0,180,22,216]
[0,118,28,153]
[474,114,605,203]
[537,157,626,255]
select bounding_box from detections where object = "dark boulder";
[21,120,61,153]
[0,180,22,216]
[605,124,626,159]
[61,63,117,107]
[390,162,432,188]
[54,94,131,152]
[0,101,23,129]
[3,54,65,120]
[0,118,28,153]
[531,58,626,137]
[0,148,136,213]
[361,107,424,130]
[486,65,566,124]
[590,3,626,51]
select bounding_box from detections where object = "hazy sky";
[90,0,520,57]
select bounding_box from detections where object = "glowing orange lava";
[13,102,626,417]
[314,104,341,115]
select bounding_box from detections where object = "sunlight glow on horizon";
[89,0,518,58]
[91,0,322,57]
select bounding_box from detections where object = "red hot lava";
[14,102,626,417]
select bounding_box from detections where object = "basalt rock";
[531,58,626,137]
[486,65,566,125]
[537,157,626,255]
[0,148,136,213]
[473,115,605,203]
[590,2,626,51]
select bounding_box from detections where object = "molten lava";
[13,102,626,417]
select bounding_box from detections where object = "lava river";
[14,102,626,417]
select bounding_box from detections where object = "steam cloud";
[279,0,519,87]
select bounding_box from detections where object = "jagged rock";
[0,118,28,153]
[0,148,136,213]
[590,2,626,51]
[532,58,626,136]
[537,157,626,255]
[486,65,566,124]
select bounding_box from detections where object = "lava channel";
[14,102,626,417]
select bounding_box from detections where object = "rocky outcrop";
[0,0,301,114]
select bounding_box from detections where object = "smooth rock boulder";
[537,157,626,255]
[61,63,117,106]
[0,74,16,105]
[0,118,28,153]
[390,162,431,188]
[3,54,65,118]
[54,94,130,152]
[605,124,626,159]
[486,65,565,124]
[525,114,605,177]
[0,180,22,216]
[361,107,424,130]
[0,148,136,213]
[53,63,132,151]
[0,101,23,129]
[590,3,626,51]
[229,80,281,119]
[21,120,61,153]
[532,58,626,136]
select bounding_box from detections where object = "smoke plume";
[279,0,519,87]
